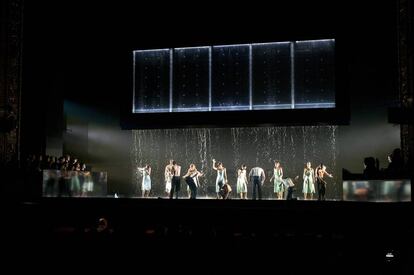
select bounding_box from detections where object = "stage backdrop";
[132,126,339,199]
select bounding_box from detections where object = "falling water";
[231,128,239,170]
[131,126,339,199]
[197,129,208,195]
[330,125,339,199]
[132,130,141,193]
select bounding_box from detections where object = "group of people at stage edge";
[137,159,333,200]
[24,153,93,197]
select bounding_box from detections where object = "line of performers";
[137,160,333,200]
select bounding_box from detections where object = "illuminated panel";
[132,39,336,113]
[173,47,210,112]
[294,39,335,108]
[133,49,170,113]
[212,44,250,111]
[252,42,292,109]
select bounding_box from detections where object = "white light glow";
[174,46,210,51]
[134,48,170,53]
[213,44,250,48]
[295,39,335,43]
[385,253,394,258]
[295,102,336,109]
[252,41,291,46]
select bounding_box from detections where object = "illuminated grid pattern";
[133,39,335,113]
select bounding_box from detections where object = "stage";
[1,197,412,273]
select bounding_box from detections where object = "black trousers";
[286,186,294,200]
[252,176,262,200]
[185,177,197,199]
[169,176,181,199]
[317,179,326,200]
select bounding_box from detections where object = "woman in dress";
[70,162,81,197]
[303,162,315,200]
[212,159,227,199]
[138,164,151,198]
[81,164,94,197]
[270,161,284,199]
[236,164,248,199]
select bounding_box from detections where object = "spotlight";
[385,250,396,263]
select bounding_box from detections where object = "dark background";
[4,2,411,271]
[20,0,400,195]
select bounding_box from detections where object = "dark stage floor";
[1,199,412,273]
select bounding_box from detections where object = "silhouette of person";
[386,148,404,178]
[363,157,379,179]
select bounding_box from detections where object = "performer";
[303,162,315,200]
[212,159,228,199]
[315,163,333,201]
[270,161,284,199]
[220,181,232,199]
[137,164,151,198]
[248,166,266,200]
[183,164,203,199]
[164,159,174,197]
[169,160,181,199]
[186,184,192,199]
[236,164,248,199]
[81,164,93,197]
[285,176,299,200]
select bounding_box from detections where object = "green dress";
[273,168,284,193]
[302,168,315,193]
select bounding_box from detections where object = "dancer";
[249,166,266,200]
[137,164,151,198]
[285,176,299,200]
[164,160,174,197]
[169,160,181,199]
[270,161,284,199]
[220,181,232,199]
[212,159,228,199]
[183,164,203,199]
[303,162,315,200]
[315,163,333,201]
[81,164,93,197]
[236,164,248,199]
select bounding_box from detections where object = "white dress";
[140,168,151,191]
[165,171,172,193]
[303,168,315,194]
[236,169,248,193]
[82,171,94,192]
